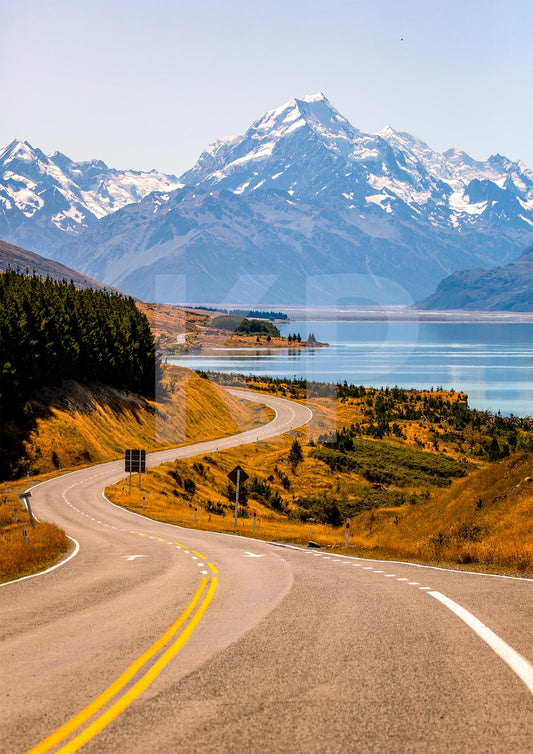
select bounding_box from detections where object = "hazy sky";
[2,0,532,176]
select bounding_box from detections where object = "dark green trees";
[0,270,158,475]
[288,439,303,471]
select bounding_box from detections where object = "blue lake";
[169,320,533,417]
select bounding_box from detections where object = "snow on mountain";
[6,94,533,305]
[0,139,181,255]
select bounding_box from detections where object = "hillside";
[15,368,270,477]
[107,377,533,575]
[418,244,533,311]
[0,367,270,583]
[0,238,124,293]
[0,269,159,477]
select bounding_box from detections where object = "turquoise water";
[168,321,533,417]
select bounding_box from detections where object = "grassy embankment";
[0,477,70,582]
[0,367,271,583]
[106,375,533,576]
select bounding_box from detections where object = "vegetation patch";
[0,481,69,583]
[311,436,469,487]
[106,378,533,576]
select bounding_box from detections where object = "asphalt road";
[1,390,532,753]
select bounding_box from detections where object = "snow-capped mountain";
[7,94,533,305]
[0,139,181,255]
[181,94,533,236]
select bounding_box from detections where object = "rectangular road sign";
[228,491,247,504]
[125,449,146,473]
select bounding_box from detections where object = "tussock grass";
[0,493,69,583]
[106,387,533,576]
[0,367,268,581]
[19,367,269,477]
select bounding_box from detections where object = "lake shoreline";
[262,307,533,324]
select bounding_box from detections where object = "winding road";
[1,389,532,753]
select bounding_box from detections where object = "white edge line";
[0,536,80,588]
[1,391,309,586]
[428,590,533,695]
[267,542,533,583]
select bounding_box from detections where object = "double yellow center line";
[28,555,218,753]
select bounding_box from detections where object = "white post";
[345,518,350,549]
[234,467,241,529]
[253,509,257,533]
[193,503,198,524]
[25,497,35,528]
[142,495,145,510]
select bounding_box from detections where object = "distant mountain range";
[2,94,533,307]
[0,139,180,254]
[418,244,533,311]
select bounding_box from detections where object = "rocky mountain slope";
[418,244,533,311]
[4,95,533,305]
[0,139,181,255]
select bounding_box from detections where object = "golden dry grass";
[0,483,69,583]
[0,521,69,582]
[21,367,270,476]
[105,437,344,547]
[106,388,533,576]
[2,367,268,581]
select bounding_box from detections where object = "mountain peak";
[299,92,328,104]
[0,138,40,162]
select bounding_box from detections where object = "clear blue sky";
[2,0,532,175]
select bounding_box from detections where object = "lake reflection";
[169,321,533,417]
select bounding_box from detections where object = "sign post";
[228,465,248,529]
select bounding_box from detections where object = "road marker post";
[193,504,198,524]
[14,504,17,523]
[345,518,350,549]
[19,491,35,528]
[142,495,145,510]
[234,467,240,528]
[23,525,28,544]
[253,509,257,533]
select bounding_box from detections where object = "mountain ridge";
[418,244,533,311]
[3,94,533,305]
[0,139,181,255]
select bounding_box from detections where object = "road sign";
[228,491,247,504]
[125,449,146,473]
[228,466,248,486]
